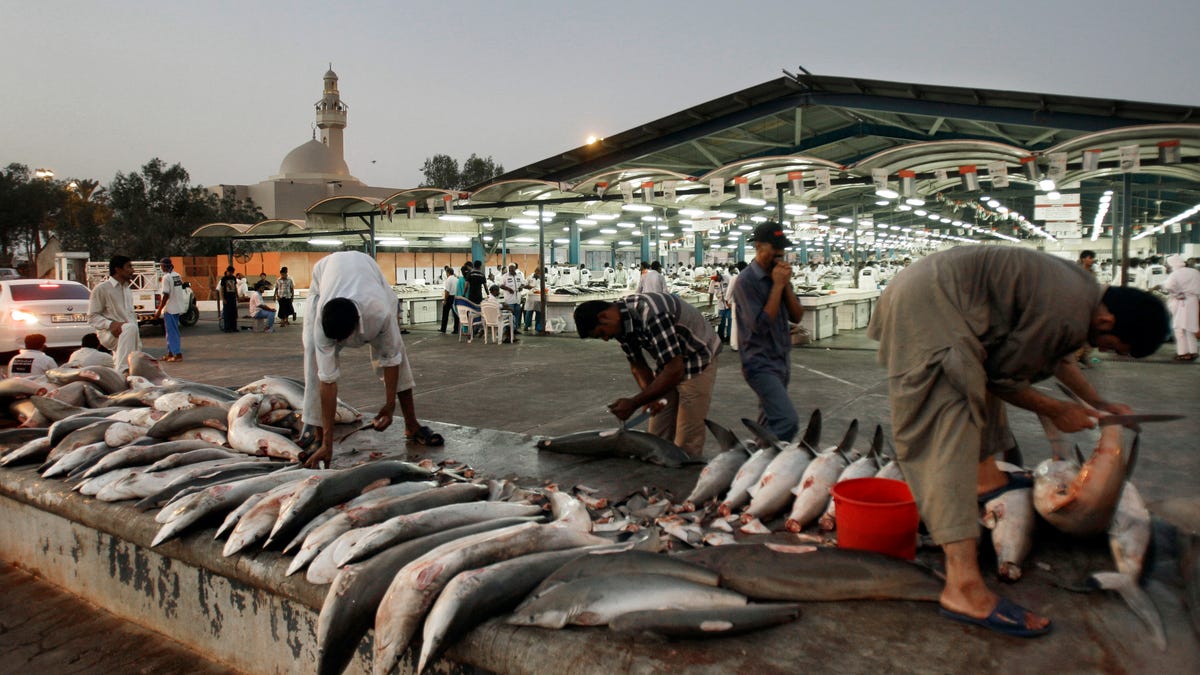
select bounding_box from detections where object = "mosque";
[207,68,398,219]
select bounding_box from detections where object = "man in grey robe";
[868,245,1167,637]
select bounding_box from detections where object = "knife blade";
[1096,414,1184,427]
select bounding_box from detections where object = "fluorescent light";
[523,209,555,217]
[508,217,535,224]
[441,235,470,243]
[617,222,636,228]
[590,213,618,220]
[641,216,659,222]
[587,238,604,245]
[837,217,853,224]
[600,228,617,234]
[679,208,704,217]
[438,214,473,222]
[518,223,539,230]
[376,238,408,246]
[905,197,925,206]
[750,216,768,223]
[897,204,912,211]
[553,238,569,244]
[875,200,890,206]
[716,212,737,218]
[1047,191,1061,200]
[513,236,534,243]
[738,197,767,206]
[576,218,597,225]
[308,238,342,246]
[876,188,899,199]
[914,210,927,216]
[622,203,654,212]
[1037,179,1056,192]
[618,240,633,245]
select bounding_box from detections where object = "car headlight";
[10,309,40,324]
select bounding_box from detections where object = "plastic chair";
[480,303,514,344]
[455,299,481,343]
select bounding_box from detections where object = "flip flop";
[408,425,444,447]
[939,597,1052,638]
[296,425,321,450]
[977,471,1033,504]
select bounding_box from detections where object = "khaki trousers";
[650,360,717,458]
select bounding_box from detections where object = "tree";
[56,178,112,256]
[419,154,460,190]
[104,158,263,259]
[0,163,65,266]
[459,154,504,189]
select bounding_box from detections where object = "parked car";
[0,279,94,355]
[0,268,20,281]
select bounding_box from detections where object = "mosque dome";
[273,139,353,182]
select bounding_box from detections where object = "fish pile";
[665,408,1167,649]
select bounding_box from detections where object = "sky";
[4,1,1199,191]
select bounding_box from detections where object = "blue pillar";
[640,225,651,262]
[823,235,831,261]
[471,237,484,262]
[568,221,580,265]
[735,235,746,262]
[693,235,703,266]
[800,239,809,263]
[610,241,618,266]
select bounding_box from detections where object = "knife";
[1095,414,1184,427]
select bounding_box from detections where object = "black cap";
[747,221,791,249]
[159,257,174,268]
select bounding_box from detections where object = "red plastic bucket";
[831,477,920,560]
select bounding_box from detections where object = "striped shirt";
[615,293,720,379]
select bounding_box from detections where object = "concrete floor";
[9,313,1199,672]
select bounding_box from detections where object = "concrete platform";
[0,314,1196,673]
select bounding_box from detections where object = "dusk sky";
[5,1,1199,190]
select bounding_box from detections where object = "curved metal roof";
[190,222,254,238]
[305,195,382,215]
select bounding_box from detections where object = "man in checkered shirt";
[574,292,720,458]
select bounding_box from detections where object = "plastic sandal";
[408,425,444,447]
[939,597,1052,638]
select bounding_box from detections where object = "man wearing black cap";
[867,245,1168,638]
[156,257,187,361]
[732,221,804,442]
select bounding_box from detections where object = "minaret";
[315,66,348,165]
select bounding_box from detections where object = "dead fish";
[129,351,172,385]
[0,377,52,398]
[527,549,718,602]
[1034,421,1129,536]
[267,460,436,548]
[608,603,802,639]
[103,422,148,448]
[42,440,114,478]
[819,425,883,531]
[418,546,618,673]
[718,446,779,517]
[42,419,122,468]
[981,461,1035,582]
[507,573,748,629]
[281,481,441,554]
[0,427,51,453]
[223,478,315,555]
[78,440,217,480]
[1090,480,1166,650]
[146,448,244,473]
[9,399,49,427]
[133,461,278,511]
[237,376,360,424]
[226,393,305,461]
[548,489,592,531]
[338,501,548,567]
[285,482,488,576]
[147,406,229,439]
[316,517,533,675]
[0,436,53,466]
[785,420,858,532]
[151,470,325,547]
[96,458,256,502]
[875,459,905,482]
[169,428,227,445]
[674,543,943,602]
[373,522,609,675]
[535,427,695,468]
[740,411,824,522]
[42,381,101,407]
[682,420,752,509]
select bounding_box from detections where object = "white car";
[0,279,95,354]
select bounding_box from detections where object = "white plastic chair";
[456,304,481,343]
[480,303,514,344]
